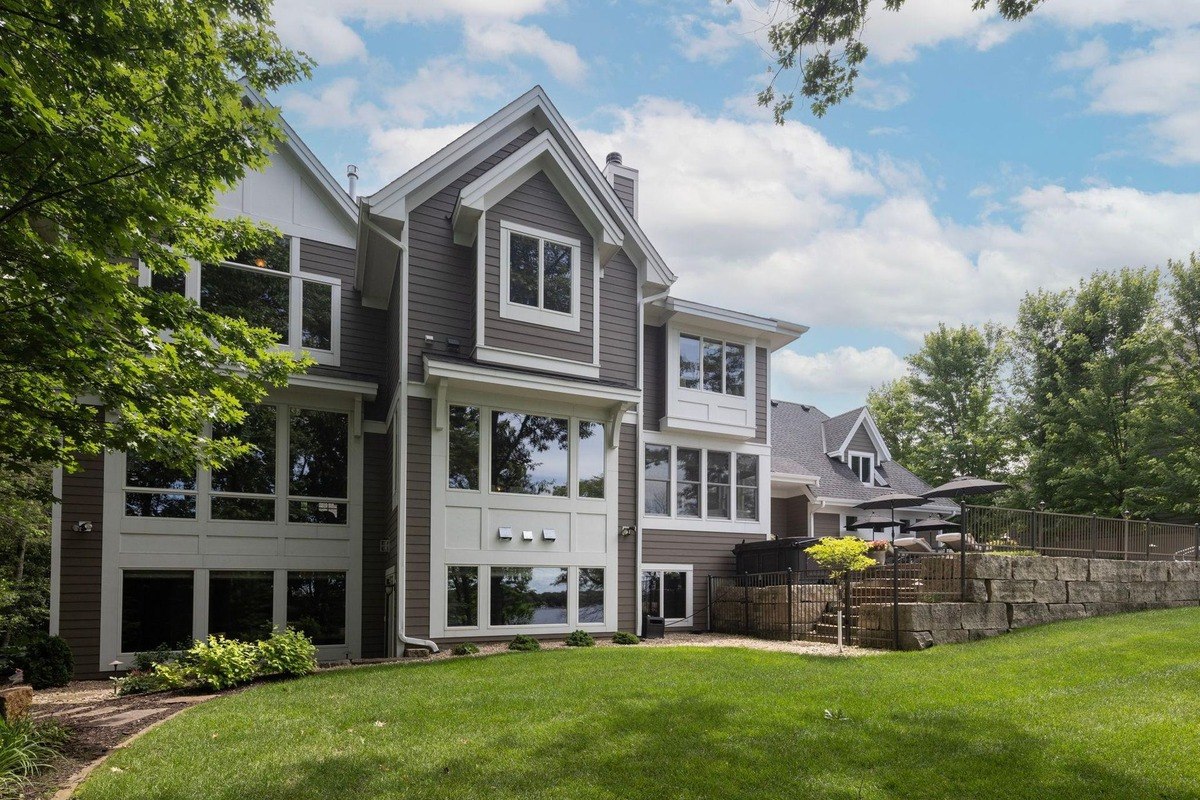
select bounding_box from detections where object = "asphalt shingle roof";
[771,399,957,513]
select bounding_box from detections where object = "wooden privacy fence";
[963,506,1200,561]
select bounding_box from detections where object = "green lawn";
[77,609,1200,800]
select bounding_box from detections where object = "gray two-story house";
[50,87,944,677]
[48,87,803,675]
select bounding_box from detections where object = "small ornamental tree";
[805,537,875,578]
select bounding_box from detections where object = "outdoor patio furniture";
[892,536,936,563]
[935,531,981,552]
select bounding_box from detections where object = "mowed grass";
[77,608,1200,800]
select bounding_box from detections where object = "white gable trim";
[451,130,624,265]
[826,408,893,463]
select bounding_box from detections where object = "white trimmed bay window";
[644,444,760,523]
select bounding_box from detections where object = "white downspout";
[398,629,439,654]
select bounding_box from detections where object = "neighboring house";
[49,85,812,678]
[770,401,957,540]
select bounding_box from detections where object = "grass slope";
[77,609,1200,800]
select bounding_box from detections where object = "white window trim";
[641,565,693,625]
[641,442,766,532]
[137,236,342,366]
[498,220,582,333]
[848,450,875,486]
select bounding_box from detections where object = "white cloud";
[463,20,587,84]
[851,75,912,111]
[773,346,908,400]
[862,0,1016,64]
[1060,28,1200,164]
[1038,1,1200,30]
[365,123,475,192]
[384,60,510,126]
[566,97,1200,342]
[283,78,378,130]
[671,0,768,65]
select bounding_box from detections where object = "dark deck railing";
[961,506,1200,561]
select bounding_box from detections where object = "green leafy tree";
[805,537,874,578]
[1011,268,1162,516]
[1146,255,1200,518]
[0,0,313,493]
[868,324,1013,489]
[0,470,52,646]
[754,0,1044,120]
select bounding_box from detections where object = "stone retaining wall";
[859,554,1200,650]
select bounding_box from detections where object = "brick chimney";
[602,152,638,219]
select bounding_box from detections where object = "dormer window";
[849,452,874,485]
[678,334,745,397]
[499,221,581,332]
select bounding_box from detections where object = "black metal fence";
[962,506,1200,561]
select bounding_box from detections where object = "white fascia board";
[287,373,378,399]
[451,130,624,262]
[771,472,821,487]
[830,408,892,463]
[653,296,808,349]
[423,356,641,409]
[239,81,357,224]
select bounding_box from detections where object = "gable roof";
[821,408,862,455]
[238,81,358,224]
[362,86,676,304]
[771,400,955,512]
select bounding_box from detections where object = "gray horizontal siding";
[599,249,638,387]
[771,495,810,539]
[612,174,636,216]
[618,423,638,633]
[408,129,538,382]
[754,346,768,443]
[58,455,104,678]
[484,171,594,363]
[299,240,387,417]
[849,426,875,455]
[642,529,769,631]
[813,512,841,537]
[642,324,665,431]
[405,396,432,638]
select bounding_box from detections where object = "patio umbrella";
[923,477,1010,596]
[903,517,960,533]
[856,493,931,649]
[846,514,902,532]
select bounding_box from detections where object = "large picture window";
[491,411,569,496]
[288,409,349,524]
[211,405,277,521]
[490,567,568,626]
[121,571,194,653]
[287,571,346,645]
[208,571,274,642]
[678,333,746,397]
[644,445,761,523]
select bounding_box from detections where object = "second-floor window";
[499,221,581,332]
[146,236,340,361]
[679,334,745,397]
[850,453,874,485]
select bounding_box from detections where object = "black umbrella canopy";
[847,514,902,531]
[903,517,961,533]
[924,476,1009,499]
[855,492,930,511]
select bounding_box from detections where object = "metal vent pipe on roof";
[346,164,359,199]
[606,151,622,165]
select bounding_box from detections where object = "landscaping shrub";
[564,630,595,647]
[451,643,479,656]
[112,669,181,698]
[23,636,73,689]
[256,629,317,678]
[0,718,68,796]
[507,635,540,652]
[611,632,640,645]
[185,636,258,691]
[132,643,181,672]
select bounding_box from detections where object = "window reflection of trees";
[491,412,569,496]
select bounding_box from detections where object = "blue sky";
[271,0,1200,413]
